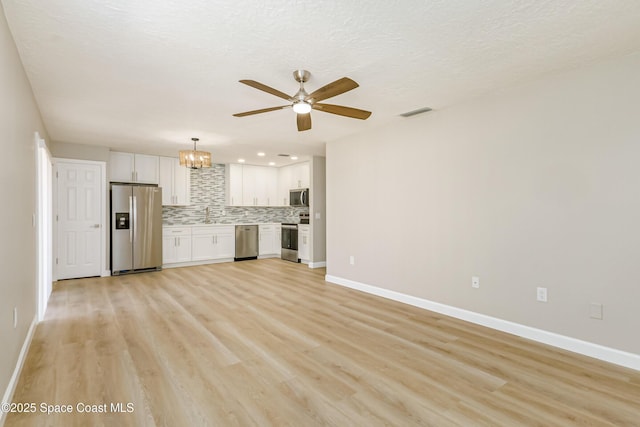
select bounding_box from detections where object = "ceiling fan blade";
[297,113,311,131]
[305,77,359,103]
[233,105,289,117]
[312,103,372,120]
[239,80,292,101]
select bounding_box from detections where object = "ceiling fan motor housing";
[293,69,310,83]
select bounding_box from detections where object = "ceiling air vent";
[400,107,433,117]
[277,154,290,157]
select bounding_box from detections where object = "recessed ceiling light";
[257,152,265,157]
[268,162,275,166]
[238,158,245,163]
[290,156,298,160]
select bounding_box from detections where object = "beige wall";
[310,156,326,264]
[327,51,640,355]
[50,141,110,163]
[0,3,49,402]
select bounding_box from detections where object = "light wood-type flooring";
[5,259,640,426]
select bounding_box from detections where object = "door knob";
[91,224,100,228]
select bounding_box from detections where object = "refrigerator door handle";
[129,196,133,243]
[132,196,137,242]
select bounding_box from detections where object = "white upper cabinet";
[277,161,310,205]
[242,165,278,206]
[225,163,244,206]
[277,166,293,206]
[292,162,310,189]
[159,156,190,206]
[110,152,159,184]
[226,164,279,206]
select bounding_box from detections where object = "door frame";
[35,133,52,321]
[52,158,109,280]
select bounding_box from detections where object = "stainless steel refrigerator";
[111,184,163,275]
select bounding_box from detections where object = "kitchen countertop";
[163,222,285,228]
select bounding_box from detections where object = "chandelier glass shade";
[179,137,211,169]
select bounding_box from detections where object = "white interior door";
[56,161,103,279]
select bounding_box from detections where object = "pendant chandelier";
[179,137,211,169]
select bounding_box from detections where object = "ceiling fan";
[233,70,371,132]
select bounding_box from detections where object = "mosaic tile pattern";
[162,163,309,225]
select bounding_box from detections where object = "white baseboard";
[101,269,111,277]
[308,261,326,268]
[325,274,640,372]
[1,316,38,426]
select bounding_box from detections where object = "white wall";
[327,51,640,355]
[0,2,49,404]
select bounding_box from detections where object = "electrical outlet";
[349,255,355,265]
[471,276,480,289]
[13,307,17,328]
[590,303,603,320]
[536,287,548,302]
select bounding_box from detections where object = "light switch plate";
[472,276,480,288]
[589,303,603,320]
[536,287,548,302]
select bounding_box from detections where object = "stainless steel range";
[281,223,299,262]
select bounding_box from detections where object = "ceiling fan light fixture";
[292,101,312,114]
[179,137,212,169]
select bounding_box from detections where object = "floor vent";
[400,107,433,117]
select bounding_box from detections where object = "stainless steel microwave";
[290,188,309,207]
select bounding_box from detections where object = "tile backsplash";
[162,163,308,225]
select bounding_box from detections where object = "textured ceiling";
[3,0,640,166]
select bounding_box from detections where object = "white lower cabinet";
[298,224,310,262]
[163,227,192,264]
[192,226,235,260]
[164,225,234,266]
[259,224,281,257]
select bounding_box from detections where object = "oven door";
[281,224,299,262]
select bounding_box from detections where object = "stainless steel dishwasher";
[235,225,258,261]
